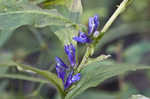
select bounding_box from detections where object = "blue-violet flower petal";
[64,71,73,90]
[88,14,99,35]
[64,71,81,90]
[55,57,68,69]
[88,17,95,35]
[64,44,76,67]
[73,31,91,43]
[55,57,68,82]
[93,30,100,38]
[93,14,99,32]
[71,73,81,83]
[56,65,66,83]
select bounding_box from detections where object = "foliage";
[0,0,150,99]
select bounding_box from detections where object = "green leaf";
[0,29,14,47]
[76,90,116,99]
[43,0,67,6]
[30,0,46,4]
[0,61,65,98]
[0,8,72,47]
[50,26,77,46]
[0,9,70,29]
[86,54,111,65]
[67,0,83,23]
[45,0,83,24]
[65,61,150,99]
[0,52,13,74]
[0,74,50,84]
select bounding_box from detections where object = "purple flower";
[64,71,73,90]
[64,44,76,67]
[93,30,100,38]
[88,14,99,35]
[55,57,68,82]
[88,17,95,35]
[64,71,81,90]
[56,66,66,83]
[93,15,99,31]
[71,73,81,83]
[73,31,91,43]
[55,57,68,69]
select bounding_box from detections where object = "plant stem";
[77,46,90,72]
[77,0,131,72]
[101,0,130,33]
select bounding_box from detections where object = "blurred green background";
[0,0,150,99]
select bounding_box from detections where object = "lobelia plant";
[55,14,100,91]
[56,14,99,87]
[0,0,150,99]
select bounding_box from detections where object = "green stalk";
[77,0,132,71]
[101,0,131,33]
[77,46,90,72]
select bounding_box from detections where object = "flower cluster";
[55,44,80,90]
[55,14,100,90]
[73,14,100,43]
